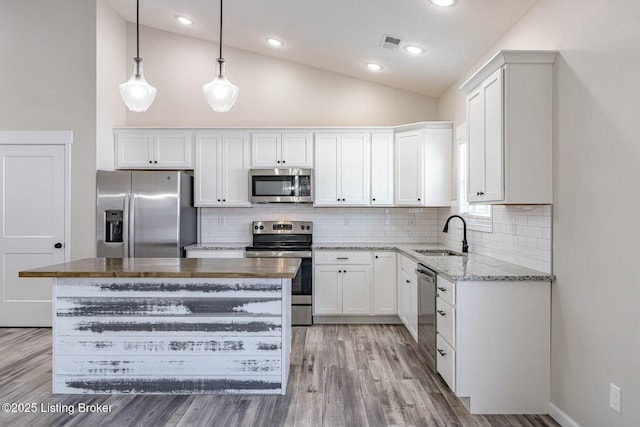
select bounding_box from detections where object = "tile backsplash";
[437,205,552,273]
[199,205,439,244]
[199,204,551,273]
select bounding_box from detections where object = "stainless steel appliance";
[245,221,313,325]
[97,170,196,258]
[250,168,312,203]
[416,264,437,372]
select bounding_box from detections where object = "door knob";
[54,242,63,249]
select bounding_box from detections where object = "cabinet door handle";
[437,349,446,357]
[336,257,349,260]
[337,198,341,201]
[418,198,421,201]
[477,191,485,196]
[372,198,376,201]
[342,198,346,201]
[437,287,447,292]
[282,160,286,164]
[154,160,158,164]
[277,160,281,164]
[54,242,63,249]
[406,279,411,283]
[217,199,221,202]
[437,310,446,317]
[148,160,153,164]
[375,255,379,259]
[338,270,342,273]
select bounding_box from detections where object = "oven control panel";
[251,221,313,234]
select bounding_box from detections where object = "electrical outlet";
[610,383,621,413]
[218,215,226,226]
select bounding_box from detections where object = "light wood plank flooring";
[0,326,559,427]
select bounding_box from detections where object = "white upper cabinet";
[314,132,370,206]
[251,132,313,168]
[395,124,452,207]
[460,50,557,204]
[115,130,192,169]
[195,132,250,207]
[370,133,394,206]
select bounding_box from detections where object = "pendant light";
[203,0,239,112]
[119,0,157,112]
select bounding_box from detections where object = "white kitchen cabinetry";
[185,250,245,258]
[435,274,551,414]
[194,132,251,207]
[251,132,313,168]
[460,50,557,204]
[372,252,397,315]
[396,254,418,341]
[370,133,394,206]
[314,251,372,315]
[394,123,452,207]
[314,133,370,206]
[115,130,193,169]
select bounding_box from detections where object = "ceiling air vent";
[379,35,403,51]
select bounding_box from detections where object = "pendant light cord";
[136,0,140,60]
[218,0,223,60]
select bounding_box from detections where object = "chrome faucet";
[443,215,468,253]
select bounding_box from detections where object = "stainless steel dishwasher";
[415,264,437,373]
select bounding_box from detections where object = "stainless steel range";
[245,221,313,326]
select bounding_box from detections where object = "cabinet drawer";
[314,251,372,265]
[436,298,455,347]
[436,334,456,393]
[186,250,245,259]
[436,276,456,306]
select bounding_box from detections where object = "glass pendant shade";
[203,60,239,112]
[119,59,157,112]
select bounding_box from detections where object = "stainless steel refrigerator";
[97,170,196,258]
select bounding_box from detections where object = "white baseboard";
[549,403,582,427]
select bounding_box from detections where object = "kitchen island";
[19,257,300,395]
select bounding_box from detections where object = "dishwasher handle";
[415,265,436,283]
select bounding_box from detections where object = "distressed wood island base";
[19,258,300,395]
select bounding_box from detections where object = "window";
[457,124,492,232]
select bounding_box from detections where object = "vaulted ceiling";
[105,0,539,97]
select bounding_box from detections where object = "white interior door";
[0,144,66,326]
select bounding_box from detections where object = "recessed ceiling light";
[175,16,194,25]
[429,0,456,6]
[404,45,425,55]
[266,37,284,47]
[366,63,383,71]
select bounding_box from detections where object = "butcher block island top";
[19,257,301,279]
[19,258,298,395]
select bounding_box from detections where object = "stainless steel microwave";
[250,168,313,203]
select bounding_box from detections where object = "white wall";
[200,206,438,245]
[437,0,640,425]
[124,25,439,127]
[0,0,97,260]
[96,0,127,171]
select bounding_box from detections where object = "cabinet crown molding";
[458,50,558,93]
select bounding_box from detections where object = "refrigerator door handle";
[128,193,136,257]
[123,193,130,257]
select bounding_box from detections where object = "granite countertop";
[19,257,301,279]
[314,243,554,282]
[185,243,250,251]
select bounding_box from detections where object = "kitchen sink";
[415,249,465,256]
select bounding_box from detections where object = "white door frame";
[0,131,73,263]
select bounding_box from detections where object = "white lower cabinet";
[396,254,418,341]
[435,275,551,414]
[314,250,400,318]
[314,251,372,315]
[372,252,397,315]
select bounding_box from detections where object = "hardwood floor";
[0,326,559,427]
